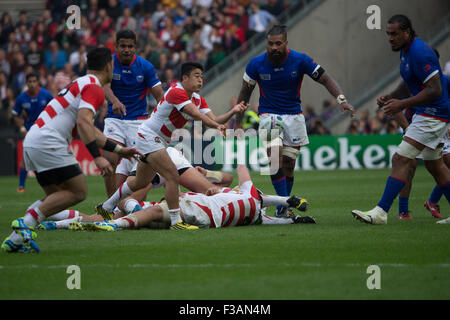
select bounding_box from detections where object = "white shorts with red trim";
[135,125,167,156]
[258,113,309,147]
[23,146,78,173]
[405,114,449,150]
[444,134,450,155]
[103,118,147,147]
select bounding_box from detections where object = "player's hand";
[383,99,404,115]
[205,187,220,196]
[233,101,248,114]
[195,166,207,176]
[216,124,227,138]
[94,157,114,176]
[112,100,126,118]
[117,147,145,160]
[377,94,392,108]
[340,102,355,118]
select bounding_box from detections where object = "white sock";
[113,214,138,229]
[23,207,45,228]
[9,230,23,244]
[55,216,82,229]
[169,208,181,226]
[47,209,79,221]
[26,199,42,212]
[103,182,134,211]
[260,195,289,207]
[124,199,140,214]
[262,213,293,225]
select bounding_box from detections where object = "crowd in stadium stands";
[0,0,448,138]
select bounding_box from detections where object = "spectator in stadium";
[0,49,11,78]
[248,3,277,35]
[0,13,15,48]
[25,40,44,71]
[236,25,354,218]
[32,22,49,50]
[309,117,331,135]
[116,7,138,32]
[11,72,53,193]
[346,119,362,135]
[45,40,67,73]
[263,0,285,17]
[15,11,31,29]
[106,0,123,21]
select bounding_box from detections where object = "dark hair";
[116,29,137,44]
[26,72,38,81]
[181,61,203,77]
[387,15,416,38]
[87,47,112,71]
[433,48,440,59]
[266,24,287,40]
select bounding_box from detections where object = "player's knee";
[396,141,421,160]
[72,189,87,203]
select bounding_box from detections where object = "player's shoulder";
[39,87,53,97]
[249,52,268,65]
[135,55,156,69]
[165,83,189,101]
[410,38,434,58]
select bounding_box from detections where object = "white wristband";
[113,144,123,153]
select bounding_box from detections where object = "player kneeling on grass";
[1,48,144,254]
[76,165,314,232]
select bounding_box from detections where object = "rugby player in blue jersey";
[102,30,164,196]
[236,25,355,217]
[352,15,450,224]
[12,72,53,193]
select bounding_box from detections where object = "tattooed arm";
[235,80,256,128]
[317,72,355,117]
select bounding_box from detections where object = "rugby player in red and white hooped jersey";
[79,165,314,231]
[1,48,144,253]
[95,61,248,230]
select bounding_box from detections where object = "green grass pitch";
[0,168,448,300]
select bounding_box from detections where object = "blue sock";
[437,182,450,203]
[19,168,27,189]
[429,185,443,204]
[377,176,406,213]
[271,169,288,213]
[398,197,409,214]
[286,176,294,196]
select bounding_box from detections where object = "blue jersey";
[400,38,449,121]
[244,49,319,115]
[12,88,53,130]
[108,54,161,120]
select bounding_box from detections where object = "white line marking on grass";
[0,263,449,270]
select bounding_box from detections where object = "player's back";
[24,74,104,149]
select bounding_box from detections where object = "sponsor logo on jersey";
[22,103,31,109]
[122,69,132,74]
[136,75,144,82]
[113,73,121,80]
[291,70,298,78]
[154,136,161,143]
[260,74,271,80]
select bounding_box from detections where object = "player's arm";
[205,101,248,124]
[103,83,126,117]
[149,83,164,104]
[316,71,355,117]
[393,112,410,131]
[13,114,27,137]
[383,74,442,115]
[235,80,256,128]
[182,103,226,137]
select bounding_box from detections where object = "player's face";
[26,77,39,92]
[386,23,410,51]
[185,68,203,92]
[116,38,136,64]
[266,34,288,63]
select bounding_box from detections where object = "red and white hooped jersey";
[140,82,211,143]
[24,74,105,149]
[179,181,262,228]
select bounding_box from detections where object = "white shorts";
[23,146,78,173]
[405,114,449,150]
[115,158,136,176]
[444,134,450,155]
[259,113,309,147]
[129,146,192,174]
[135,125,167,156]
[103,118,146,147]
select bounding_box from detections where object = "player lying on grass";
[37,147,235,229]
[68,165,314,231]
